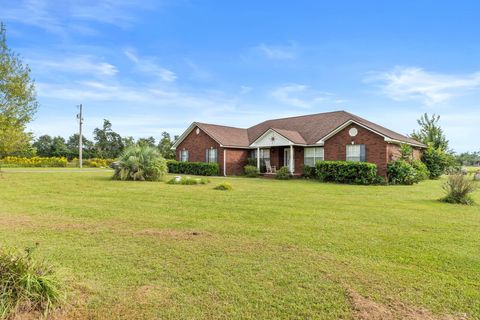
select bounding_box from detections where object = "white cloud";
[1,0,158,34]
[255,43,297,60]
[365,66,480,105]
[123,48,176,82]
[270,84,331,108]
[239,86,252,95]
[28,55,118,77]
[36,80,234,111]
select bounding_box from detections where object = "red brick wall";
[269,147,285,170]
[223,148,249,175]
[412,148,422,160]
[176,126,250,175]
[294,147,304,174]
[387,144,402,162]
[176,126,220,163]
[324,124,389,177]
[387,144,423,162]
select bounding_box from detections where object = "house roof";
[270,128,307,145]
[195,122,250,147]
[174,110,426,148]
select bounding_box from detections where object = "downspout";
[223,149,227,176]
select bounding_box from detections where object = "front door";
[284,148,294,172]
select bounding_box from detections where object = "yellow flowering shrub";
[0,156,68,167]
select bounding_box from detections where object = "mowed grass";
[0,169,479,319]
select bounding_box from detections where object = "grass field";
[0,169,479,319]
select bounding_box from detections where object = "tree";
[422,145,451,179]
[122,136,135,149]
[93,119,124,158]
[157,132,175,159]
[411,113,449,151]
[33,135,53,157]
[137,136,156,148]
[66,134,94,159]
[0,23,38,157]
[51,136,68,157]
[456,151,480,166]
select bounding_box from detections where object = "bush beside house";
[167,160,219,176]
[276,166,292,180]
[302,165,316,179]
[244,165,259,177]
[316,161,378,185]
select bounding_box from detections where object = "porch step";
[260,173,303,179]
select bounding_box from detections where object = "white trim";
[250,128,293,147]
[250,128,307,147]
[316,119,425,148]
[384,137,424,148]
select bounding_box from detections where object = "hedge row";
[316,161,379,185]
[0,156,68,167]
[167,160,219,176]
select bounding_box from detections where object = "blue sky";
[1,0,479,152]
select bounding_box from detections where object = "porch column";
[289,144,294,173]
[256,147,260,171]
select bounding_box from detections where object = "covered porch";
[257,146,304,177]
[250,128,307,175]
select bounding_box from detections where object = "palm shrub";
[113,145,167,181]
[0,246,64,318]
[441,174,477,205]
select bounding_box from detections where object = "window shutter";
[360,145,366,162]
[205,149,209,162]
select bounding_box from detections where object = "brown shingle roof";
[190,111,425,148]
[270,128,306,144]
[195,122,250,147]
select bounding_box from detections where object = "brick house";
[172,111,425,177]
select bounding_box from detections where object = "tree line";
[29,119,177,160]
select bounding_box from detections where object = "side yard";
[0,170,479,319]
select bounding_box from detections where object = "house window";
[206,148,218,163]
[180,150,189,162]
[251,149,270,161]
[346,144,366,162]
[304,147,324,166]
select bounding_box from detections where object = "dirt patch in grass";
[0,214,34,229]
[136,229,213,240]
[348,289,466,320]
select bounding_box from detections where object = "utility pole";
[77,104,83,168]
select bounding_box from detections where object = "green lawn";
[0,170,479,319]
